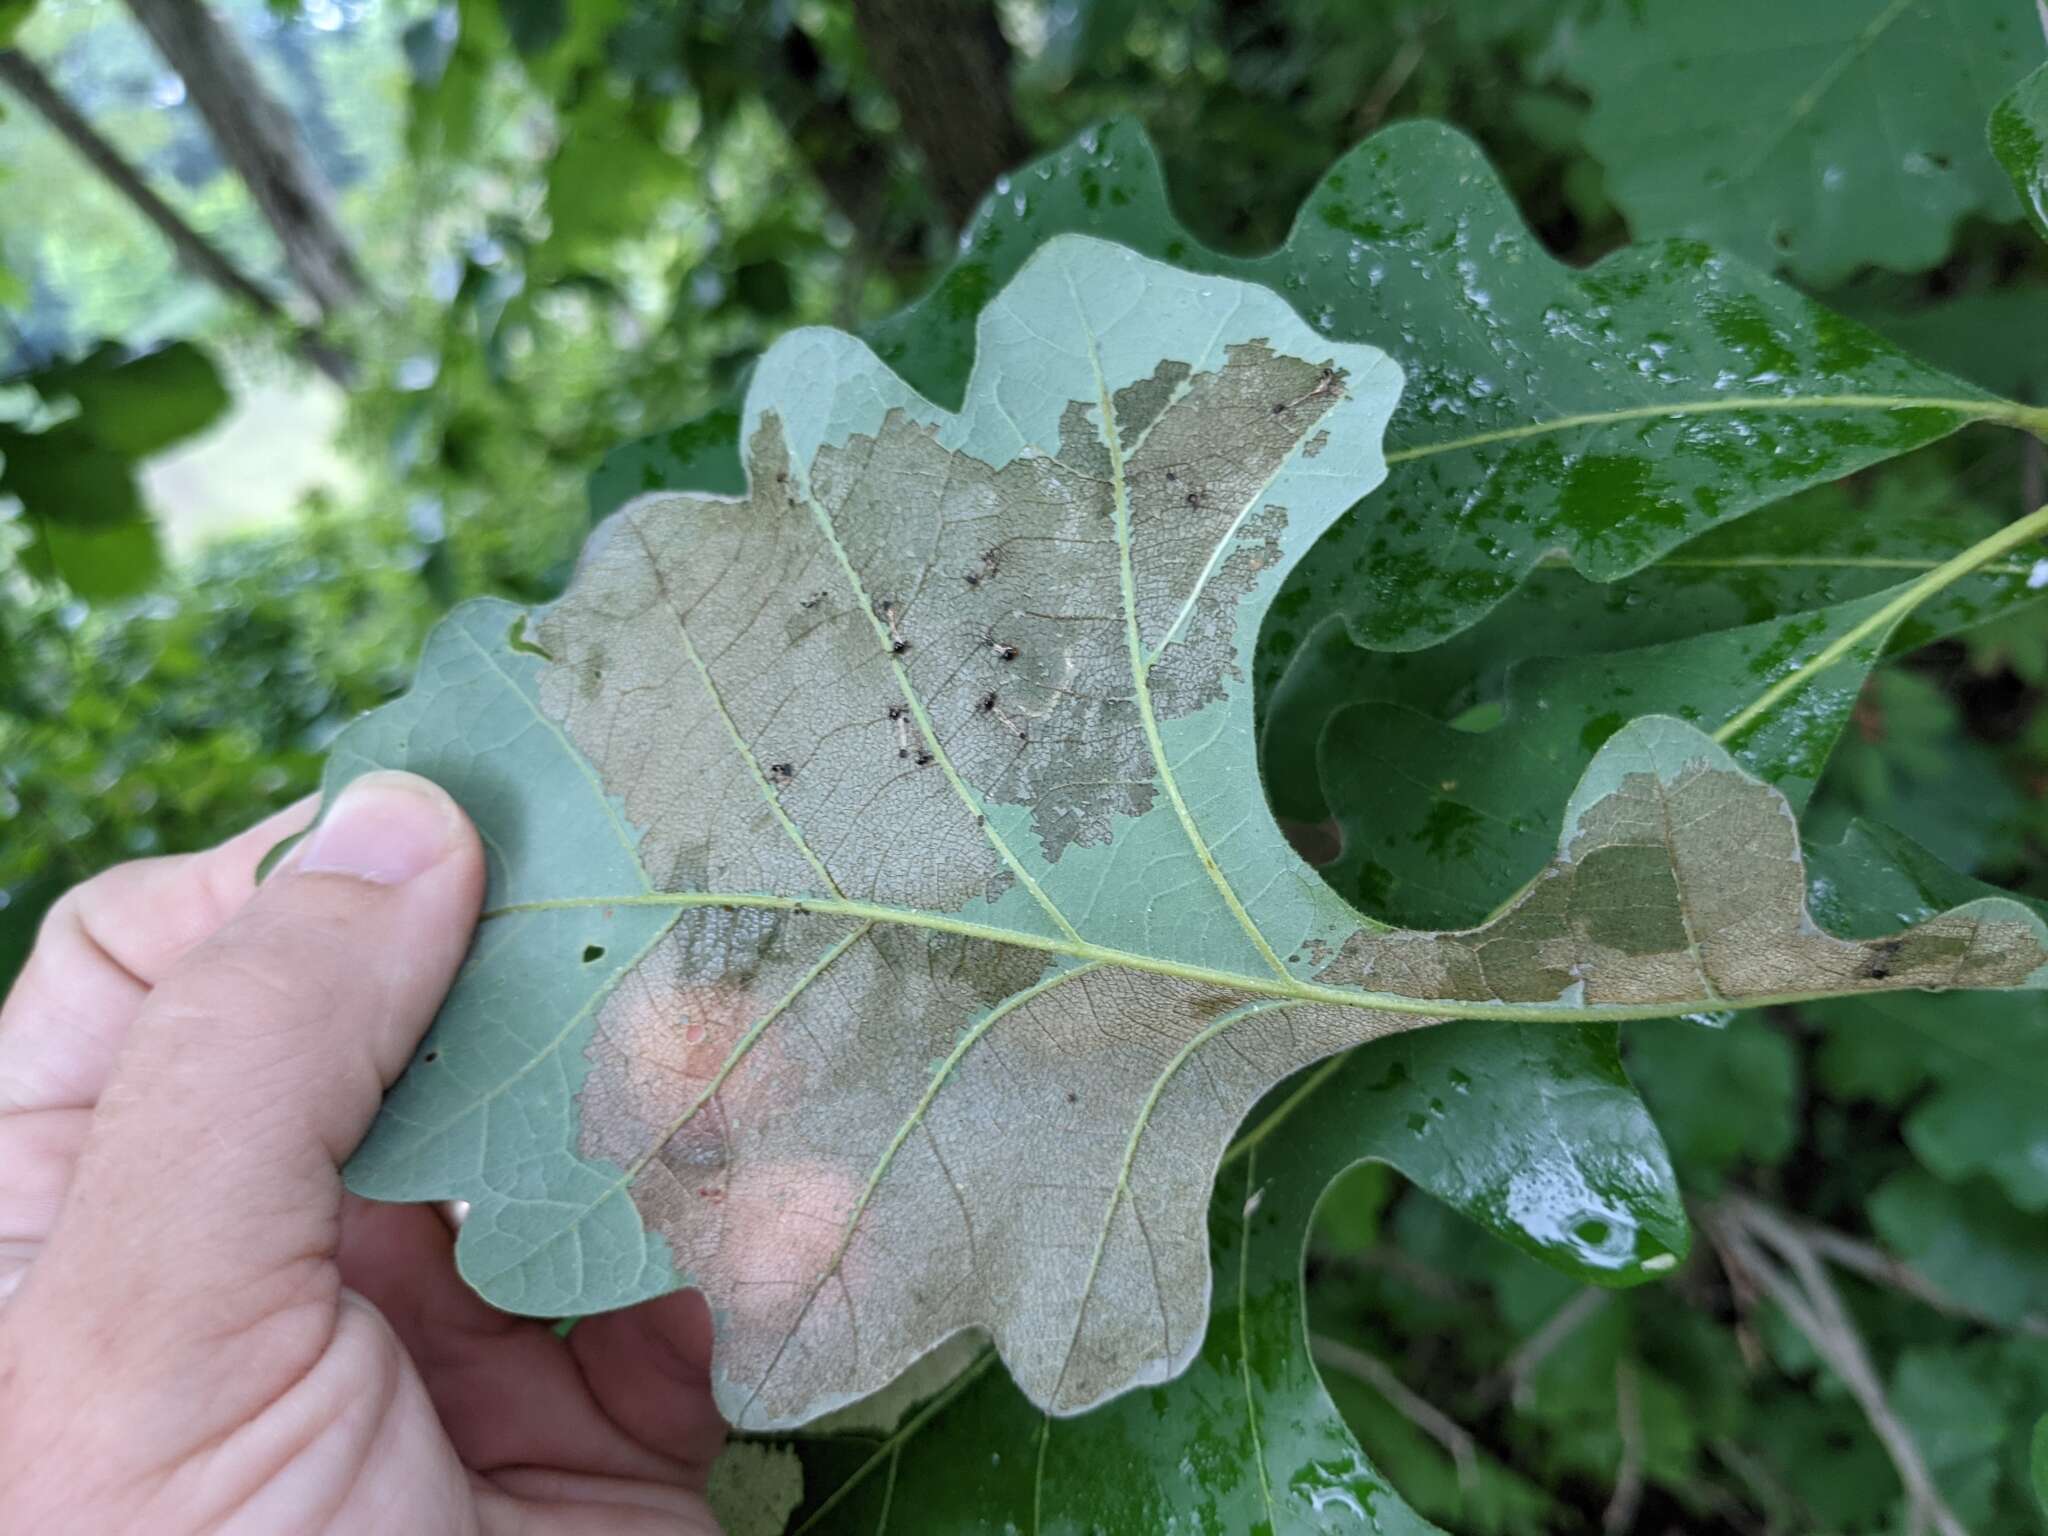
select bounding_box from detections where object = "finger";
[338,1198,694,1485]
[0,796,315,1115]
[15,771,481,1439]
[567,1291,725,1480]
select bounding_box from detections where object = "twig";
[1706,1199,1970,1536]
[1355,33,1428,133]
[1484,1287,1609,1407]
[1310,1333,1479,1495]
[1732,1194,2048,1337]
[1603,1355,1645,1535]
[1709,1435,1813,1536]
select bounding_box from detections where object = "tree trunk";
[850,0,1028,229]
[123,0,366,317]
[0,48,351,384]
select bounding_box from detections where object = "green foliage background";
[5,1,2048,1531]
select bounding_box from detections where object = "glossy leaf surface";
[1296,509,2048,929]
[1566,0,2039,282]
[1994,62,2048,243]
[598,117,2036,678]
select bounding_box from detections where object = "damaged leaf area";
[334,236,2048,1433]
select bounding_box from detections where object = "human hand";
[0,773,725,1534]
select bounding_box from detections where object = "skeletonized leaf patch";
[332,236,2048,1431]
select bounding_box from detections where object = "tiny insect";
[879,600,910,654]
[1184,489,1203,510]
[767,762,795,786]
[1275,367,1345,416]
[913,750,935,767]
[981,691,1029,742]
[798,590,827,610]
[988,633,1019,662]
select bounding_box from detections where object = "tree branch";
[1705,1198,1969,1536]
[1483,1287,1609,1408]
[123,0,366,316]
[1603,1355,1646,1535]
[1734,1194,2048,1338]
[850,0,1028,227]
[0,48,350,384]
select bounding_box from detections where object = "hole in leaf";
[508,615,553,660]
[582,944,606,964]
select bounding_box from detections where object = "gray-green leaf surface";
[334,237,2048,1434]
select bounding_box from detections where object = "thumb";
[26,770,482,1364]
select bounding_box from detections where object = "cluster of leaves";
[9,4,2048,1534]
[345,51,2048,1536]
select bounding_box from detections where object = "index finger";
[0,796,315,1115]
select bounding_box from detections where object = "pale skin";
[0,772,727,1534]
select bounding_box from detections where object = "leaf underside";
[332,235,2048,1433]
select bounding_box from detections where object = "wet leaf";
[769,1026,1676,1534]
[1993,63,2048,244]
[1298,514,2047,930]
[332,237,2048,1432]
[1565,0,2039,282]
[598,118,2041,675]
[1266,467,2048,828]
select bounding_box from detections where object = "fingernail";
[293,772,460,885]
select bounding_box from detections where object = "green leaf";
[0,422,144,530]
[33,340,231,459]
[0,341,229,594]
[773,1026,1677,1533]
[2032,1414,2047,1515]
[1270,465,2048,810]
[1279,458,2048,928]
[1813,991,2048,1209]
[496,0,565,56]
[1565,0,2040,282]
[1868,1169,2048,1328]
[1993,63,2048,244]
[596,118,2042,673]
[1627,1016,1799,1183]
[0,0,37,46]
[12,515,164,602]
[331,237,2048,1433]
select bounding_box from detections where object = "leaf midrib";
[477,888,2000,1026]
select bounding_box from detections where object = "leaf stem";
[1715,501,2048,745]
